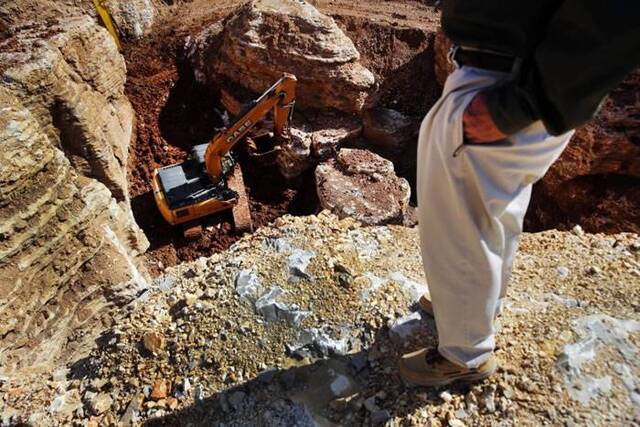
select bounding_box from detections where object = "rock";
[389,312,426,345]
[150,379,169,400]
[229,391,246,411]
[530,70,640,234]
[84,392,112,416]
[330,375,354,398]
[371,409,391,425]
[289,328,351,358]
[235,269,263,304]
[103,0,155,39]
[119,394,143,426]
[288,249,315,280]
[557,266,571,279]
[0,18,149,378]
[362,108,419,158]
[439,391,453,403]
[479,385,497,413]
[448,419,466,427]
[188,0,375,113]
[0,1,154,41]
[254,287,311,326]
[277,116,362,179]
[363,396,378,412]
[49,390,82,418]
[315,149,411,225]
[142,332,166,355]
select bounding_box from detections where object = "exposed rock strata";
[315,149,411,225]
[0,18,149,376]
[0,0,154,40]
[188,0,376,114]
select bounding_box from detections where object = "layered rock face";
[0,18,149,376]
[0,0,154,40]
[188,0,376,114]
[434,30,640,233]
[315,149,411,225]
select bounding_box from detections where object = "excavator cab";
[152,73,297,237]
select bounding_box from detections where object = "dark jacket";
[442,1,640,135]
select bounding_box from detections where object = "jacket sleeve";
[485,0,640,136]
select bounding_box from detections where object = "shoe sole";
[400,364,497,388]
[418,295,433,316]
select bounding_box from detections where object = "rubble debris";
[254,287,311,325]
[287,249,316,281]
[84,392,112,416]
[388,311,427,344]
[187,0,375,113]
[315,149,411,225]
[142,331,166,354]
[4,212,639,425]
[235,269,264,304]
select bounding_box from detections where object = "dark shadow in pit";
[158,62,226,153]
[144,318,484,426]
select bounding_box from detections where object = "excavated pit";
[123,0,639,276]
[126,53,319,274]
[123,3,440,273]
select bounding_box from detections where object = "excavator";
[152,73,297,238]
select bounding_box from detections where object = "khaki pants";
[417,66,574,368]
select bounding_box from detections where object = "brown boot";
[418,292,433,315]
[399,348,497,387]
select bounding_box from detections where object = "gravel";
[2,212,639,426]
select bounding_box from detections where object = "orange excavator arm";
[205,73,297,183]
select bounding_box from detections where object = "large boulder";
[362,107,420,160]
[315,149,411,225]
[0,18,149,377]
[187,0,376,114]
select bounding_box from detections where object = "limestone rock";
[0,0,154,40]
[315,149,411,225]
[0,18,149,378]
[362,107,419,158]
[103,0,155,39]
[277,114,362,179]
[188,0,375,114]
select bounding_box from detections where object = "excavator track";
[227,163,253,234]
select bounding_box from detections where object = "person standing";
[399,0,640,386]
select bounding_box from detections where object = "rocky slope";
[2,213,638,426]
[0,18,149,377]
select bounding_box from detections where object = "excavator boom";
[151,74,297,231]
[205,74,297,182]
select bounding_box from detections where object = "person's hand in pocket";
[463,92,507,143]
